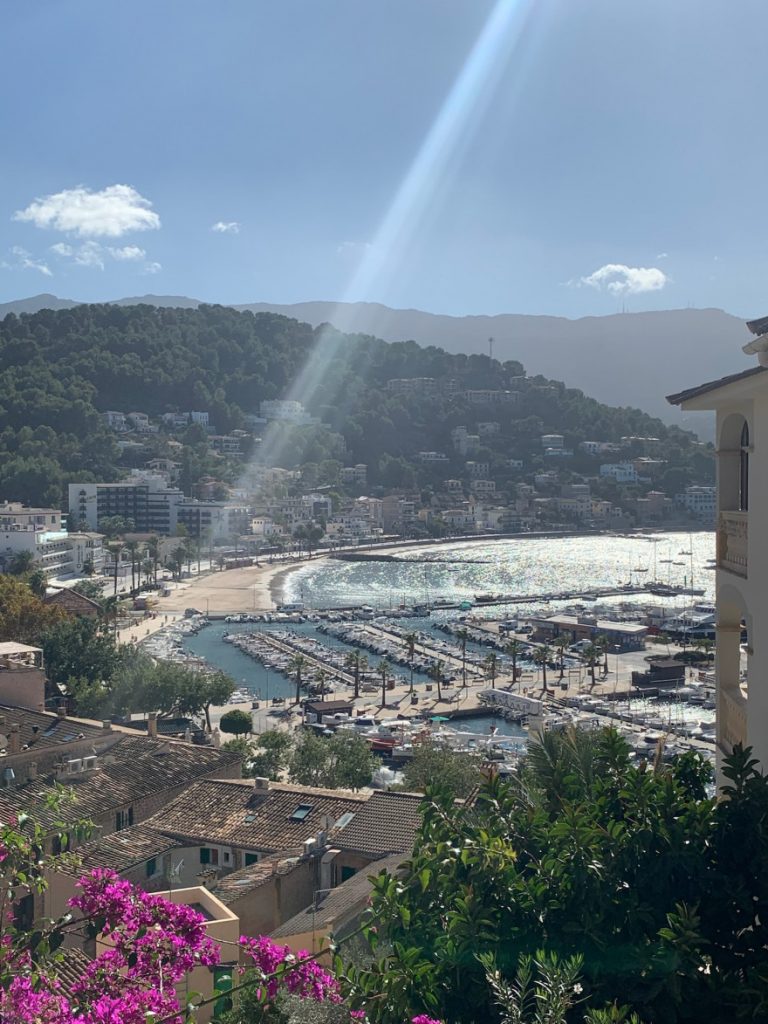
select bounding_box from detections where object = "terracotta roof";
[271,853,406,939]
[212,854,303,906]
[330,791,423,857]
[0,705,105,752]
[154,780,367,853]
[55,948,93,997]
[74,824,184,873]
[0,734,240,831]
[666,365,767,406]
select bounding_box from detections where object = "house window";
[340,866,356,883]
[146,858,158,878]
[115,807,134,832]
[14,893,34,931]
[200,847,219,866]
[244,852,260,866]
[740,421,750,512]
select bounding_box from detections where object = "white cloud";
[337,240,372,257]
[72,241,105,269]
[656,252,668,260]
[9,246,52,276]
[50,242,74,258]
[212,221,240,234]
[142,261,162,274]
[13,184,160,238]
[580,263,668,295]
[108,245,146,261]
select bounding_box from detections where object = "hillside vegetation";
[0,303,710,507]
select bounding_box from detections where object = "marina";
[133,530,719,774]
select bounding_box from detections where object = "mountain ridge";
[0,293,748,432]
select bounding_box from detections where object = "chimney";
[253,776,269,791]
[102,720,112,731]
[147,712,158,739]
[8,724,20,755]
[27,762,37,781]
[57,705,67,719]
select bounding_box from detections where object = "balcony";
[719,688,747,755]
[717,510,748,578]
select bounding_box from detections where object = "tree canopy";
[0,303,710,508]
[342,732,768,1024]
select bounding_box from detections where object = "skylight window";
[289,804,314,822]
[334,812,355,829]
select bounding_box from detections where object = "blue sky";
[2,0,767,317]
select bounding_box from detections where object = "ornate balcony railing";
[717,510,748,578]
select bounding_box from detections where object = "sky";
[3,0,768,318]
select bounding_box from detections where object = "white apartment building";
[677,485,717,523]
[0,503,104,578]
[103,411,129,432]
[541,433,564,450]
[259,400,318,426]
[600,462,639,484]
[340,464,368,487]
[69,478,230,539]
[418,451,448,463]
[667,315,768,772]
[470,479,496,495]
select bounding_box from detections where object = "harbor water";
[281,531,715,611]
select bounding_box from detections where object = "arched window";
[740,421,750,512]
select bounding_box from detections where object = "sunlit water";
[283,531,715,611]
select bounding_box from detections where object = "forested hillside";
[0,304,710,508]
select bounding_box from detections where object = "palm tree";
[456,627,470,688]
[289,653,307,705]
[141,558,154,587]
[125,540,141,593]
[504,638,522,688]
[484,651,498,689]
[533,644,551,694]
[8,550,34,576]
[27,568,48,598]
[146,535,161,584]
[405,632,417,694]
[378,659,391,709]
[554,635,567,680]
[581,644,600,690]
[430,659,444,702]
[596,633,611,673]
[107,540,125,597]
[315,669,330,703]
[345,649,367,700]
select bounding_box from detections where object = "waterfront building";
[667,314,768,771]
[69,477,231,539]
[676,485,717,524]
[0,502,104,578]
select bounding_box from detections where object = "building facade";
[668,316,768,772]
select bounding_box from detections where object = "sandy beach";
[148,556,325,616]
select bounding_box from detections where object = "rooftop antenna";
[488,336,494,362]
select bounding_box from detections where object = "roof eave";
[666,365,768,410]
